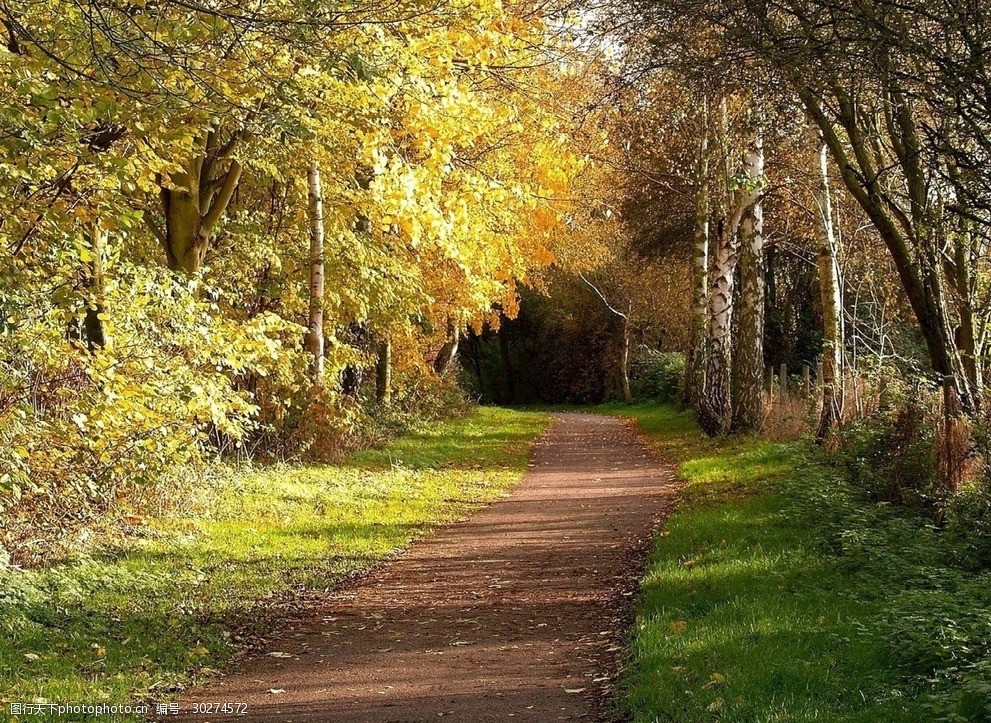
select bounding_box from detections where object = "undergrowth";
[616,403,991,722]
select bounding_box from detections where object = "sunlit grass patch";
[612,403,987,722]
[0,406,551,718]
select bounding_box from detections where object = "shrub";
[632,350,685,402]
[0,266,297,564]
[944,481,991,570]
[360,369,471,448]
[838,393,940,510]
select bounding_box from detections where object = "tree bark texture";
[731,136,766,433]
[814,143,845,443]
[698,216,738,436]
[307,160,326,385]
[158,130,243,274]
[621,304,633,404]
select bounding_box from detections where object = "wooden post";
[802,364,811,395]
[779,363,788,401]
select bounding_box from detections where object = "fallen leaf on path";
[565,688,586,694]
[268,689,285,695]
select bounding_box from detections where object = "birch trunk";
[952,222,981,394]
[814,143,844,442]
[621,303,633,403]
[307,160,325,384]
[698,97,740,436]
[731,136,765,433]
[433,319,461,376]
[699,217,739,436]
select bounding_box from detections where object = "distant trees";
[608,0,991,453]
[0,0,602,556]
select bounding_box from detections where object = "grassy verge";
[612,402,991,722]
[0,406,550,720]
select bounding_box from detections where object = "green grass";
[0,406,550,720]
[612,402,991,722]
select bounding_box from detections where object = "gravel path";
[170,413,679,722]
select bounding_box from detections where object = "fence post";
[779,363,788,403]
[802,364,811,395]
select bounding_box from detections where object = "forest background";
[4,0,991,717]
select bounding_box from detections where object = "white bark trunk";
[698,98,736,436]
[815,142,844,442]
[621,302,633,403]
[732,136,766,432]
[307,160,326,384]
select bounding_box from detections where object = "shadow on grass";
[1,518,432,706]
[0,406,553,715]
[610,403,949,723]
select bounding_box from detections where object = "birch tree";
[814,142,844,442]
[307,160,326,384]
[731,134,766,433]
[580,273,634,404]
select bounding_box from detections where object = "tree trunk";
[952,224,981,394]
[157,130,243,274]
[340,323,368,397]
[306,160,325,385]
[731,136,765,433]
[686,98,710,407]
[499,327,516,404]
[801,89,978,414]
[375,338,392,404]
[83,221,107,351]
[698,217,738,436]
[698,98,747,436]
[433,320,461,376]
[621,303,633,403]
[814,142,844,443]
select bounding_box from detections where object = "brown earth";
[167,412,680,722]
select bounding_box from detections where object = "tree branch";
[579,273,628,319]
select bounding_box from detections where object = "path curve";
[172,413,679,722]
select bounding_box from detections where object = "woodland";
[3,0,991,720]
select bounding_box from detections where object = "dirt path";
[171,413,679,722]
